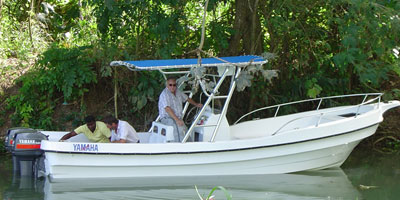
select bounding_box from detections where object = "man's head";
[103,115,119,130]
[85,115,96,132]
[166,77,177,94]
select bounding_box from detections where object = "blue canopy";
[110,55,267,71]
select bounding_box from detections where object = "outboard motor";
[10,128,48,177]
[4,127,35,152]
[5,128,36,175]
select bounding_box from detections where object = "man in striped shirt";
[158,77,202,142]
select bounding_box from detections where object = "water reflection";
[4,168,361,200]
[342,150,400,200]
[3,174,44,200]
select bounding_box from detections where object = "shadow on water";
[0,149,398,200]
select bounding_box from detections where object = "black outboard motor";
[5,128,36,175]
[10,128,48,177]
[4,127,35,152]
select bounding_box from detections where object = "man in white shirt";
[158,77,202,142]
[103,116,140,143]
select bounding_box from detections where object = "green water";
[0,149,399,200]
[342,149,400,200]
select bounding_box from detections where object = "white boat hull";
[42,124,377,180]
[38,100,399,181]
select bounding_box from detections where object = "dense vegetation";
[0,0,399,139]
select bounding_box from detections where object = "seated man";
[103,115,140,143]
[59,115,111,143]
[158,77,202,142]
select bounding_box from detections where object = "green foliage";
[258,0,400,105]
[0,110,5,127]
[6,46,97,129]
[90,0,189,58]
[35,0,89,43]
[0,0,98,59]
[0,9,49,59]
[207,12,234,54]
[127,72,163,112]
[2,0,400,132]
[62,112,85,128]
[331,0,397,89]
[6,78,54,128]
[37,45,97,102]
[305,78,323,98]
[0,141,6,154]
[195,185,232,200]
[57,3,100,47]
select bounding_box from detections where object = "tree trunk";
[0,0,3,21]
[78,0,83,20]
[228,0,263,55]
[260,0,277,53]
[28,0,35,50]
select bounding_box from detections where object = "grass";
[195,185,232,200]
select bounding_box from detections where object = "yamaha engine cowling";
[10,128,48,177]
[4,127,35,152]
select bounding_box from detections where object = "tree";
[228,0,263,55]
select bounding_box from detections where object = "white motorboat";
[7,55,399,180]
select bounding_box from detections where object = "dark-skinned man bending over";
[59,115,111,143]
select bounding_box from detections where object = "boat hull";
[43,124,377,180]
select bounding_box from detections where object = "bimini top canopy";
[110,55,267,71]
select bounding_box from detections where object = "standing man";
[103,115,140,143]
[59,115,111,143]
[158,77,202,142]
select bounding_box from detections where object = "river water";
[0,148,399,200]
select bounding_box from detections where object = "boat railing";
[234,93,383,135]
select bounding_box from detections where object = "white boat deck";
[42,103,379,145]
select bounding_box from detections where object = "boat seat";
[137,132,151,143]
[148,122,174,143]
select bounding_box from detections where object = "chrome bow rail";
[234,93,383,135]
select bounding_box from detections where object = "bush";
[6,45,97,129]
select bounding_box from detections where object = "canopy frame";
[110,55,268,143]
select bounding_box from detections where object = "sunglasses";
[169,84,177,87]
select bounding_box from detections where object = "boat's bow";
[380,100,400,114]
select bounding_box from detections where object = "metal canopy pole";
[114,66,118,118]
[209,67,242,142]
[181,67,231,143]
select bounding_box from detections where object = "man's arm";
[103,127,111,139]
[187,98,203,108]
[165,106,185,126]
[112,124,128,143]
[59,131,77,141]
[112,139,127,143]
